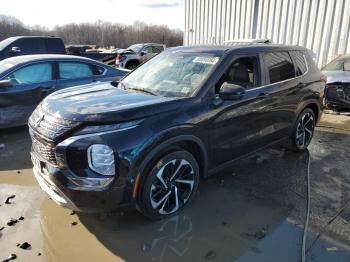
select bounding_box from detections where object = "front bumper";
[31,151,131,212]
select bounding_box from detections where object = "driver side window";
[215,56,259,93]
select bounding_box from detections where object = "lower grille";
[326,84,350,101]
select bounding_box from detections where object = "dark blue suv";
[29,44,325,219]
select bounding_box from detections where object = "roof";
[0,54,98,65]
[6,36,61,40]
[168,44,308,56]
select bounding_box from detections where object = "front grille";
[30,129,58,166]
[29,105,80,141]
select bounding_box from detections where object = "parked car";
[0,54,128,128]
[322,55,350,110]
[29,44,324,220]
[115,43,165,70]
[0,36,65,61]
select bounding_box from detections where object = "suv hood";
[322,70,350,84]
[41,82,179,123]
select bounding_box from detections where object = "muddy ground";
[0,111,350,262]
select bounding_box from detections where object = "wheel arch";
[132,134,208,205]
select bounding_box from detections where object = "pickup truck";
[66,45,117,65]
[0,36,66,61]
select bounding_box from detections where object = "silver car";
[322,55,350,110]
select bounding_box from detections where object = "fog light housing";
[87,144,115,176]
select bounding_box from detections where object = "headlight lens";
[87,144,115,176]
[75,120,142,136]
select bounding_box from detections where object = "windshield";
[322,56,350,71]
[120,51,221,97]
[127,44,143,53]
[0,38,14,51]
[0,60,15,74]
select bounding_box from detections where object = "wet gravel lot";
[0,111,350,262]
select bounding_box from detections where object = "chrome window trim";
[247,53,309,92]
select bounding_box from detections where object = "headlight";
[75,120,142,136]
[87,144,115,176]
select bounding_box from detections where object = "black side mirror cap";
[0,79,13,88]
[219,82,246,100]
[111,80,119,87]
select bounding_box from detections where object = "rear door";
[259,51,303,141]
[0,62,55,127]
[55,61,97,90]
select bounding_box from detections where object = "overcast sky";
[3,0,184,29]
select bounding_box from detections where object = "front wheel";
[139,150,199,220]
[291,108,316,151]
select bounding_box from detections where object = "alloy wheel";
[150,159,195,215]
[295,112,315,149]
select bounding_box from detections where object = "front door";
[208,55,274,168]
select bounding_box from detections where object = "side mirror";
[111,80,119,87]
[10,46,21,54]
[140,51,146,56]
[344,61,350,71]
[0,79,13,88]
[219,82,246,100]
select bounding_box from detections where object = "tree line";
[0,15,184,48]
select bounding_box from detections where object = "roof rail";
[223,39,272,45]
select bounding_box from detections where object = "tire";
[126,61,139,70]
[290,108,316,151]
[139,150,199,220]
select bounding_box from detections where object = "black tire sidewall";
[291,108,316,151]
[140,150,199,220]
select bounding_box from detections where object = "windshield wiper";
[126,87,158,96]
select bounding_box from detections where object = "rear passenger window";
[290,51,307,76]
[152,47,162,53]
[59,62,93,79]
[264,52,295,83]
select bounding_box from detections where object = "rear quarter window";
[290,51,307,76]
[264,52,295,84]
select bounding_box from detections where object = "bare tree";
[0,14,183,48]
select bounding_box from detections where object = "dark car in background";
[0,54,128,128]
[322,55,350,110]
[29,44,324,220]
[0,36,66,61]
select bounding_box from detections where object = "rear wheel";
[291,108,316,151]
[139,150,199,220]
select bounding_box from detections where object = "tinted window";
[5,63,52,84]
[264,52,295,83]
[290,51,307,76]
[45,38,65,54]
[59,62,93,79]
[143,46,153,53]
[152,47,162,53]
[10,38,42,54]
